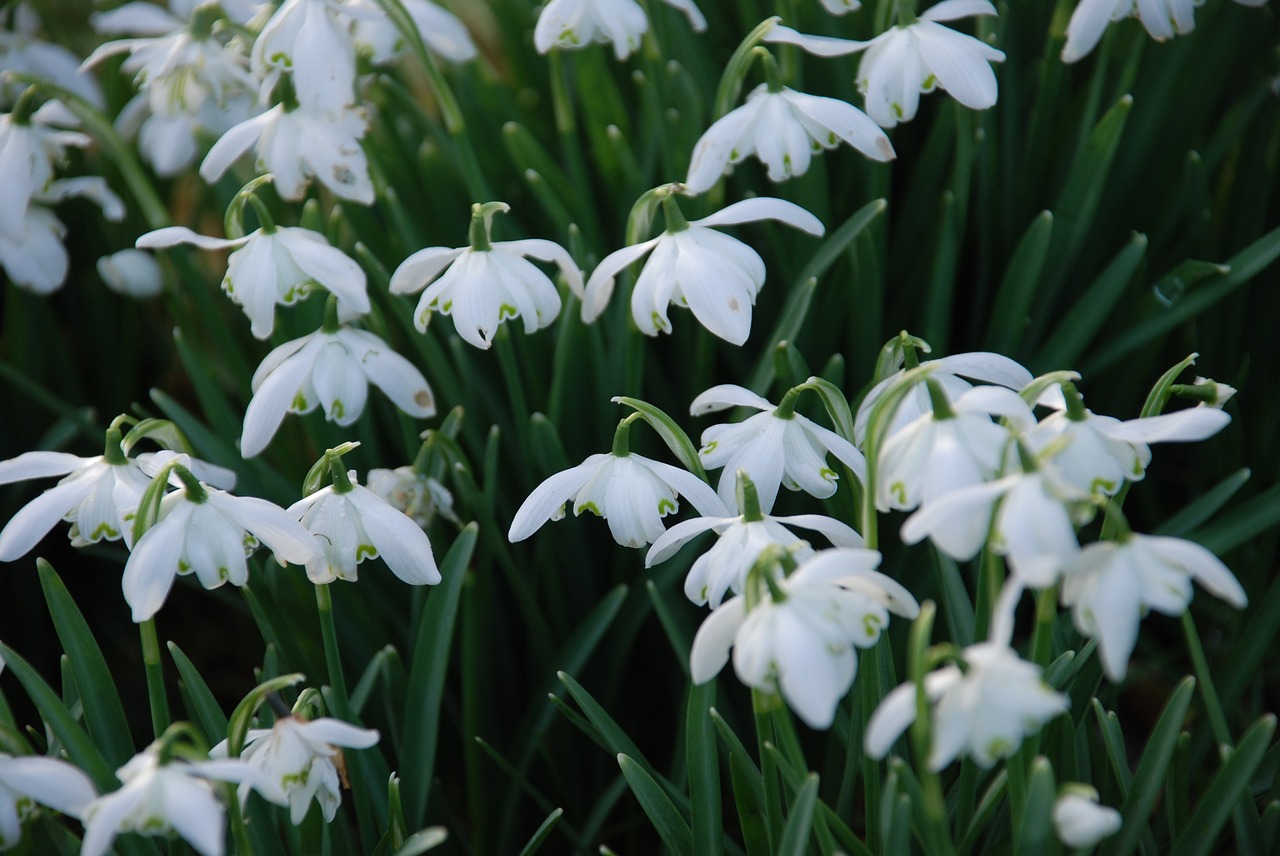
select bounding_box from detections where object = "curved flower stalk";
[351,0,477,64]
[583,191,824,345]
[691,383,866,513]
[690,547,919,729]
[534,0,706,61]
[0,752,97,850]
[765,1,1006,128]
[865,639,1069,768]
[138,224,370,340]
[1061,533,1247,681]
[390,202,583,349]
[1062,0,1267,64]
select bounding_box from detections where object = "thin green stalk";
[1029,586,1058,667]
[495,332,533,458]
[752,691,782,851]
[547,50,591,209]
[1181,612,1233,747]
[228,791,255,856]
[139,618,170,738]
[315,584,353,719]
[907,603,953,856]
[974,548,1004,643]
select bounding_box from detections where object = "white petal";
[348,487,440,584]
[508,455,610,541]
[134,227,247,252]
[1102,408,1230,444]
[209,493,319,566]
[785,90,895,161]
[685,103,759,193]
[345,331,436,418]
[690,597,746,684]
[920,0,999,21]
[162,774,225,856]
[200,107,278,183]
[900,477,1013,559]
[913,25,1001,111]
[771,513,864,547]
[1146,536,1248,609]
[693,198,825,236]
[763,25,870,57]
[642,457,730,518]
[121,511,187,621]
[497,238,584,298]
[645,515,723,566]
[0,477,95,561]
[389,246,464,294]
[0,757,96,817]
[0,451,91,484]
[241,342,319,458]
[864,681,919,758]
[298,718,380,749]
[582,238,660,323]
[933,352,1032,389]
[689,384,773,415]
[282,230,369,315]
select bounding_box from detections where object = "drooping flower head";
[534,0,706,61]
[0,752,97,850]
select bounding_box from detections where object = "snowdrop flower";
[1029,385,1231,496]
[765,1,1006,128]
[1061,533,1247,681]
[122,470,320,621]
[583,191,824,345]
[242,322,435,457]
[390,202,583,349]
[685,77,894,193]
[350,0,477,64]
[0,3,104,109]
[691,548,919,728]
[0,752,97,850]
[98,248,165,298]
[229,716,378,825]
[201,101,373,204]
[878,383,1030,511]
[367,466,457,528]
[81,742,284,856]
[691,383,866,513]
[1053,787,1122,848]
[534,0,706,61]
[865,641,1068,768]
[509,416,727,548]
[251,0,367,114]
[289,466,441,585]
[1060,0,1265,63]
[138,224,369,339]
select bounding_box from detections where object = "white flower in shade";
[81,744,285,856]
[288,474,441,585]
[819,0,860,14]
[1061,533,1247,681]
[122,481,320,621]
[685,83,894,193]
[647,506,863,608]
[1029,398,1230,496]
[690,548,919,729]
[0,753,97,850]
[877,384,1030,512]
[0,3,104,108]
[228,716,379,825]
[98,248,164,298]
[367,466,457,528]
[251,0,363,114]
[865,642,1068,769]
[582,196,823,345]
[691,384,867,513]
[200,103,373,204]
[241,325,436,458]
[389,203,583,350]
[1053,788,1122,848]
[1060,0,1258,63]
[765,1,1006,128]
[137,225,370,340]
[508,453,727,548]
[534,0,706,61]
[350,0,477,64]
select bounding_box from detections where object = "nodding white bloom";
[877,384,1031,512]
[647,504,864,608]
[583,195,824,345]
[865,642,1068,769]
[200,103,373,204]
[1053,788,1122,848]
[1062,533,1247,681]
[690,548,919,729]
[691,384,867,513]
[122,480,320,621]
[389,203,583,350]
[854,350,1033,445]
[288,473,441,585]
[685,82,894,193]
[251,0,366,114]
[367,466,458,528]
[818,0,861,14]
[81,743,285,856]
[765,1,1006,128]
[534,0,706,61]
[227,716,379,825]
[0,753,97,850]
[350,0,477,64]
[98,248,165,298]
[509,452,727,549]
[137,225,370,340]
[1029,394,1231,496]
[1060,0,1265,63]
[0,3,104,109]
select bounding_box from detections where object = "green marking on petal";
[657,498,677,516]
[820,466,838,481]
[1131,459,1144,477]
[826,131,837,145]
[441,299,453,312]
[291,391,309,411]
[178,559,191,573]
[357,543,377,561]
[499,302,518,319]
[922,73,937,91]
[701,441,718,455]
[987,737,1013,759]
[892,102,904,119]
[90,522,120,540]
[891,482,906,505]
[577,501,602,517]
[1090,477,1116,495]
[330,400,345,420]
[863,614,883,637]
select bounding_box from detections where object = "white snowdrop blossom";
[685,82,894,193]
[0,3,104,108]
[367,466,457,528]
[242,325,436,458]
[1061,533,1247,681]
[509,452,727,549]
[0,753,97,850]
[81,744,285,856]
[288,473,441,585]
[201,102,373,204]
[228,716,379,825]
[137,225,370,340]
[1061,0,1264,63]
[1053,788,1122,848]
[251,0,365,114]
[389,203,583,349]
[122,481,320,621]
[98,248,164,298]
[583,196,824,345]
[877,384,1031,512]
[350,0,477,64]
[765,1,1006,128]
[647,500,864,607]
[691,384,867,513]
[534,0,706,61]
[865,642,1068,768]
[690,548,919,728]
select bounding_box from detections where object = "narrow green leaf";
[1156,469,1251,537]
[921,191,958,352]
[777,774,819,856]
[800,377,855,442]
[646,581,693,675]
[729,751,772,856]
[1016,757,1057,854]
[516,808,565,856]
[1171,715,1276,856]
[618,753,693,856]
[687,681,722,856]
[1193,481,1280,556]
[1094,700,1134,795]
[167,642,230,742]
[988,211,1053,353]
[612,396,707,480]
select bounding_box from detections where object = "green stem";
[315,584,353,718]
[547,50,591,212]
[1029,586,1058,666]
[974,548,1005,643]
[139,618,171,738]
[228,791,256,856]
[1181,611,1233,746]
[752,691,782,851]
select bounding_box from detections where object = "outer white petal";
[581,238,660,323]
[912,25,1002,110]
[785,90,895,161]
[296,718,380,749]
[796,415,867,481]
[161,773,225,856]
[1062,0,1127,62]
[1145,536,1247,608]
[121,508,189,621]
[1054,793,1122,848]
[1101,408,1230,444]
[200,106,279,183]
[775,614,852,728]
[658,0,706,30]
[0,756,97,817]
[920,0,999,21]
[693,198,825,236]
[640,457,729,518]
[282,230,370,315]
[763,25,870,57]
[135,226,249,251]
[0,477,96,561]
[933,352,1033,390]
[209,493,320,566]
[508,454,610,541]
[81,786,144,856]
[389,246,465,294]
[685,103,760,193]
[343,331,436,418]
[900,477,1014,560]
[690,597,747,684]
[0,451,91,484]
[689,384,773,415]
[347,486,440,584]
[645,515,724,566]
[241,341,320,457]
[496,238,584,298]
[770,513,864,547]
[865,675,957,758]
[674,232,755,344]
